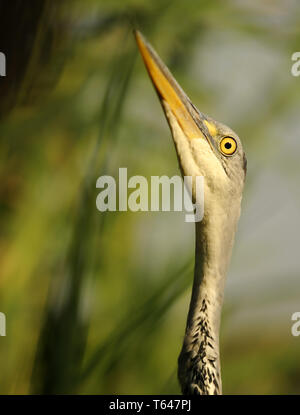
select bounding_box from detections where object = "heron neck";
[178,204,241,395]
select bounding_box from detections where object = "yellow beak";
[134,30,209,141]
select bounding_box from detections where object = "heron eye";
[219,136,237,156]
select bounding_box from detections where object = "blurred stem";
[31,29,136,394]
[80,259,193,384]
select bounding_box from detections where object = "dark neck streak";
[178,211,238,395]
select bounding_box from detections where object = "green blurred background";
[0,0,300,394]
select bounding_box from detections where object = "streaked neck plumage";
[178,197,242,395]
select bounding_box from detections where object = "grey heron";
[135,30,246,395]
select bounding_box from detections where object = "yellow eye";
[219,136,237,156]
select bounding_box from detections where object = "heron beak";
[134,30,213,143]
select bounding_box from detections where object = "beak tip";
[133,29,140,40]
[134,30,148,51]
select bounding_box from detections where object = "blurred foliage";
[0,0,300,394]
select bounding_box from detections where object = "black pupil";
[225,142,232,149]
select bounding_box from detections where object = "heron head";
[135,31,246,207]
